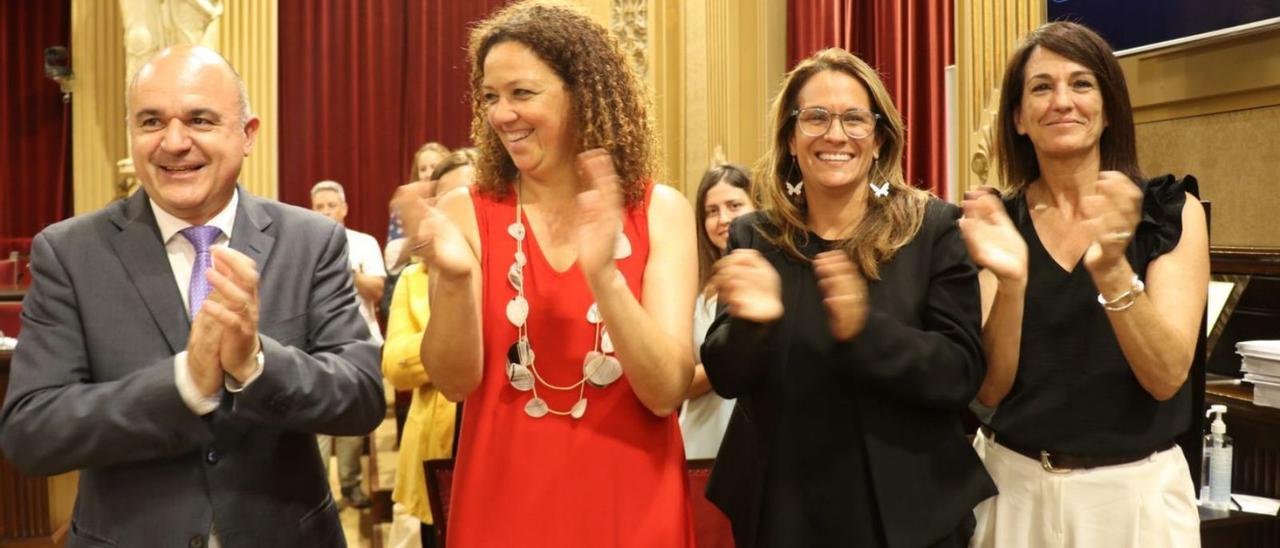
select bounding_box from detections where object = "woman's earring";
[869,180,889,198]
[869,161,890,198]
[784,155,803,196]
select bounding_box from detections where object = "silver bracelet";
[1097,274,1144,311]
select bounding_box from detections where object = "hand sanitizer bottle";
[1202,405,1234,510]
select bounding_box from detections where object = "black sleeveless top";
[988,175,1198,456]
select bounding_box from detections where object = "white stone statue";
[121,0,224,85]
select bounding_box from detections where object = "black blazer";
[702,201,996,548]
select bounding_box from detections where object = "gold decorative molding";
[663,0,785,197]
[1122,21,1280,249]
[71,0,128,214]
[955,0,1044,193]
[217,0,279,200]
[1119,20,1280,124]
[650,0,685,187]
[611,0,647,78]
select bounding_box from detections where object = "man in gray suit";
[0,45,384,547]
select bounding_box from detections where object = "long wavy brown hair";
[468,1,657,206]
[757,48,928,280]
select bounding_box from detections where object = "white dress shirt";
[345,228,387,344]
[151,190,263,416]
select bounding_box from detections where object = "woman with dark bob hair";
[960,21,1207,547]
[412,1,697,546]
[702,47,994,547]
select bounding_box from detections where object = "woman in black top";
[701,47,994,548]
[959,22,1208,547]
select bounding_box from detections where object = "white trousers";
[970,433,1201,548]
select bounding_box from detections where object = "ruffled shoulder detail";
[1138,174,1199,263]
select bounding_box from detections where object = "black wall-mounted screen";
[1047,0,1280,51]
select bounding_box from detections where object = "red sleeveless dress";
[446,184,694,547]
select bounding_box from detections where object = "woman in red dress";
[411,3,698,546]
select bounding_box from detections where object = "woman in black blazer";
[701,48,995,548]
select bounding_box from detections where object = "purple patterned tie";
[181,225,223,318]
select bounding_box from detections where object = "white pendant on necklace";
[614,232,632,259]
[507,263,523,291]
[507,363,534,391]
[524,397,549,418]
[586,303,601,324]
[516,337,535,366]
[506,296,529,326]
[514,250,527,266]
[584,351,623,388]
[601,328,614,353]
[569,398,587,419]
[507,222,526,241]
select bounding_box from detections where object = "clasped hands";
[711,248,868,341]
[187,246,262,398]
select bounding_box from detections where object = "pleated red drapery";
[278,0,511,240]
[0,0,72,254]
[787,0,954,200]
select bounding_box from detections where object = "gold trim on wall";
[1122,22,1280,249]
[71,0,128,215]
[650,0,685,189]
[955,0,1044,193]
[1119,21,1280,124]
[218,0,279,200]
[664,0,785,198]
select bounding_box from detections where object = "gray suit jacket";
[0,188,385,547]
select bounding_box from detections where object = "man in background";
[311,179,386,509]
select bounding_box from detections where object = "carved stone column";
[612,0,648,78]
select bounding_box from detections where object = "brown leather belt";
[979,426,1176,473]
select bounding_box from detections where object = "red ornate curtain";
[0,0,72,254]
[788,0,954,200]
[278,0,511,239]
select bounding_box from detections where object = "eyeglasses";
[791,107,880,140]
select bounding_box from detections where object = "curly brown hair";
[467,1,657,206]
[757,48,929,280]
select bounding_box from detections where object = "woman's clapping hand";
[958,187,1028,285]
[711,249,783,323]
[1081,171,1143,273]
[813,250,868,341]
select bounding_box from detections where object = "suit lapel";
[109,191,191,353]
[230,188,276,274]
[221,189,274,446]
